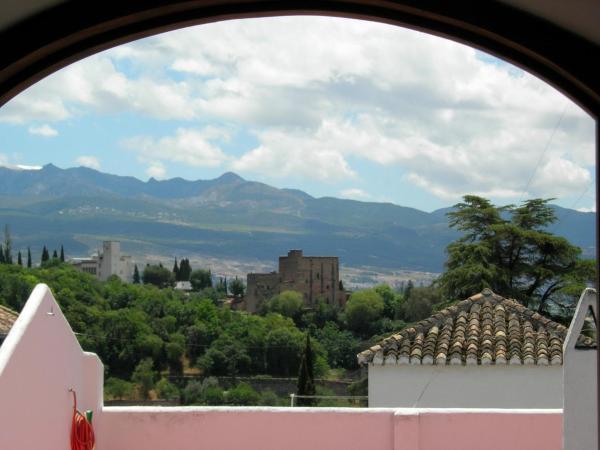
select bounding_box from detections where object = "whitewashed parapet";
[563,288,598,450]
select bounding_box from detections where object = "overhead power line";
[519,102,568,202]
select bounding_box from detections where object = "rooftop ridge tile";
[358,289,585,367]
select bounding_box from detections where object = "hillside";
[0,164,594,272]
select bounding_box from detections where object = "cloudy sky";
[0,16,595,212]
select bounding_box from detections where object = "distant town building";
[70,241,134,282]
[245,250,347,313]
[174,281,192,291]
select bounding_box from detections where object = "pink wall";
[98,407,562,450]
[0,284,103,450]
[0,284,563,450]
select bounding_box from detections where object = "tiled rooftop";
[358,289,595,367]
[0,305,18,337]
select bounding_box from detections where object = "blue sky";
[0,16,595,212]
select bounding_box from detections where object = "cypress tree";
[3,225,12,264]
[41,246,49,263]
[52,249,58,259]
[297,334,316,406]
[172,258,180,281]
[0,245,5,264]
[27,247,32,268]
[179,258,191,281]
[133,264,141,284]
[17,251,22,266]
[60,245,65,262]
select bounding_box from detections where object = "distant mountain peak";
[42,163,59,170]
[217,172,244,183]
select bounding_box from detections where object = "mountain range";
[0,164,595,272]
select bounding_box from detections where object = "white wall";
[563,288,597,450]
[369,364,562,408]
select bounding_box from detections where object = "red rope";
[70,390,95,450]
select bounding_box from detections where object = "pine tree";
[0,245,5,264]
[3,225,12,264]
[27,247,32,268]
[60,245,65,262]
[172,258,180,281]
[133,264,141,284]
[17,251,22,266]
[297,334,316,406]
[41,246,49,263]
[52,249,58,259]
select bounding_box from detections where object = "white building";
[71,241,134,283]
[358,288,595,408]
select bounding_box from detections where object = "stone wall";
[245,250,347,313]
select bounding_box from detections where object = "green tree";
[60,245,65,262]
[260,290,304,322]
[439,196,595,315]
[216,277,228,294]
[104,377,133,400]
[400,286,443,322]
[190,269,212,291]
[132,357,156,400]
[155,378,180,401]
[313,322,360,369]
[375,284,402,320]
[142,264,174,288]
[178,259,192,281]
[41,246,49,263]
[230,277,245,298]
[133,264,140,284]
[297,334,316,406]
[17,251,22,266]
[199,334,252,376]
[228,382,260,406]
[52,249,58,259]
[3,225,12,264]
[181,377,222,405]
[165,332,185,374]
[181,380,204,405]
[344,289,384,335]
[259,390,281,406]
[172,258,180,281]
[0,245,4,264]
[27,247,32,268]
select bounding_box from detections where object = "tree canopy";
[190,269,212,291]
[142,264,174,288]
[439,196,596,316]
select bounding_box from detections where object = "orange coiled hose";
[70,390,95,450]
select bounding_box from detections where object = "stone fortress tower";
[245,250,347,313]
[99,241,120,281]
[71,241,134,283]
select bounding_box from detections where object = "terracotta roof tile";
[0,305,18,337]
[357,289,595,367]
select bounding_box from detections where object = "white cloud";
[339,188,372,201]
[76,156,101,170]
[231,127,356,182]
[146,161,166,179]
[28,124,58,137]
[123,127,230,168]
[0,16,593,202]
[577,206,596,213]
[0,154,41,170]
